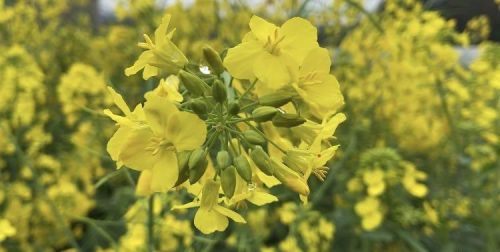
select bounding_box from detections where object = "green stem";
[243,121,287,153]
[239,79,258,100]
[147,195,155,252]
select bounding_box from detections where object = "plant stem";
[147,195,155,252]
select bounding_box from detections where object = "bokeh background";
[0,0,499,251]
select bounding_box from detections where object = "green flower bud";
[212,79,227,103]
[203,46,224,75]
[216,150,232,170]
[272,113,306,128]
[250,146,273,175]
[243,130,266,145]
[251,106,278,122]
[228,101,240,115]
[189,157,208,184]
[179,70,210,97]
[221,165,237,198]
[258,91,295,107]
[175,151,191,186]
[189,148,207,170]
[190,99,208,116]
[234,155,252,182]
[270,158,310,196]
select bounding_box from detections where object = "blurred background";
[0,0,499,251]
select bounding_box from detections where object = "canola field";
[0,0,499,251]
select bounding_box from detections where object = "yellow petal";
[166,111,207,151]
[118,127,157,171]
[247,191,278,206]
[143,94,178,136]
[107,126,131,168]
[125,51,154,77]
[300,47,331,75]
[279,17,318,63]
[362,211,383,231]
[194,207,228,234]
[213,205,246,223]
[107,87,131,115]
[253,52,294,88]
[171,201,200,210]
[223,41,262,80]
[136,170,153,196]
[150,150,178,192]
[249,15,277,42]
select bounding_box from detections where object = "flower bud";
[189,158,208,184]
[179,70,210,97]
[216,150,232,170]
[272,113,306,128]
[190,99,208,116]
[258,91,295,107]
[250,146,273,175]
[189,148,207,170]
[221,165,237,198]
[228,101,240,115]
[270,158,310,196]
[203,46,224,75]
[234,155,252,182]
[175,151,191,186]
[242,130,266,145]
[212,79,227,103]
[252,106,278,122]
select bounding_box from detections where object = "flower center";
[299,71,322,87]
[145,136,174,155]
[263,28,286,55]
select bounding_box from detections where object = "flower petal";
[194,207,229,234]
[143,94,178,136]
[166,111,207,151]
[136,169,153,196]
[249,15,277,42]
[150,150,178,192]
[118,127,157,171]
[279,17,318,63]
[247,191,278,206]
[213,205,246,223]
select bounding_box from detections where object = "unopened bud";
[272,113,306,128]
[270,158,310,196]
[216,150,232,170]
[252,106,278,122]
[179,70,210,97]
[228,101,240,115]
[190,99,208,116]
[221,165,237,198]
[258,91,295,107]
[175,151,191,186]
[188,148,207,170]
[212,80,227,103]
[243,130,266,145]
[203,46,224,75]
[189,158,208,184]
[234,155,252,182]
[250,146,273,175]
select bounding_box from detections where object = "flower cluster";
[104,14,344,234]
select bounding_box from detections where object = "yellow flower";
[291,47,344,119]
[125,14,188,79]
[173,180,246,234]
[0,219,16,241]
[144,75,183,103]
[362,169,386,196]
[401,163,428,198]
[354,197,383,231]
[105,91,206,194]
[121,95,206,193]
[224,15,318,89]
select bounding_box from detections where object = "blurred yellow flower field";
[0,0,499,251]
